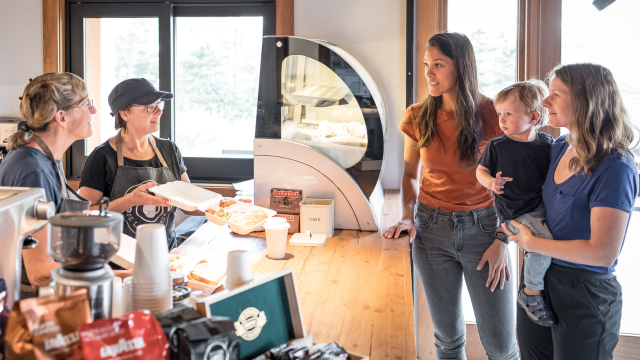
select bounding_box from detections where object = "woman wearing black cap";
[79,78,202,250]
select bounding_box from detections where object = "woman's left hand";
[477,240,511,291]
[502,220,534,252]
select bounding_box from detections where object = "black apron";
[21,136,92,298]
[109,131,177,249]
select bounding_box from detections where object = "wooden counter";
[201,191,416,360]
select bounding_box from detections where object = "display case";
[254,36,387,231]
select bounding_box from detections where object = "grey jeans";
[413,202,519,360]
[504,204,553,291]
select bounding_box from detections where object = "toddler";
[476,79,556,326]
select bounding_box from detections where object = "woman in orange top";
[384,32,518,359]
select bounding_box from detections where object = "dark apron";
[21,136,92,298]
[109,131,177,249]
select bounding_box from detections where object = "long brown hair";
[549,63,636,175]
[9,72,88,150]
[415,32,482,167]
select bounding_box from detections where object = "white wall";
[295,0,406,190]
[0,0,43,117]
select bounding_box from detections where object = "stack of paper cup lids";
[131,224,172,314]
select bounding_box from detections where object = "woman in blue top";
[505,63,638,359]
[0,73,95,296]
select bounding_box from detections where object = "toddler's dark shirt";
[478,132,554,223]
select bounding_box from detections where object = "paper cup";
[263,217,290,260]
[122,277,133,314]
[111,277,123,318]
[133,224,171,283]
[226,250,253,289]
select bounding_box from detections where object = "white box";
[299,198,335,237]
[148,181,221,211]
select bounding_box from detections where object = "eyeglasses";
[71,99,96,113]
[134,101,165,114]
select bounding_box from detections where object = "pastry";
[233,210,268,228]
[188,259,227,286]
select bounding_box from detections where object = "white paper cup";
[263,217,290,260]
[111,277,123,318]
[133,224,171,283]
[226,250,253,289]
[122,277,133,314]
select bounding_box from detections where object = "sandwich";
[188,259,227,286]
[233,210,268,228]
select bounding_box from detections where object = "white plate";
[148,181,221,211]
[200,203,276,235]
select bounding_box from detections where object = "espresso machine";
[47,199,123,320]
[0,187,55,312]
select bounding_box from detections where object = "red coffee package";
[74,311,169,360]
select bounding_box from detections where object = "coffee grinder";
[48,199,122,320]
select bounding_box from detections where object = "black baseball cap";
[107,78,173,116]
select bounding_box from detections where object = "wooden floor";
[251,190,416,360]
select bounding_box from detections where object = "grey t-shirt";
[0,146,63,206]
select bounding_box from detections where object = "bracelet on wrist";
[494,231,509,244]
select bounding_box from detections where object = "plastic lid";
[48,211,123,228]
[263,217,290,230]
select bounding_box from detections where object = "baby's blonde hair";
[494,79,549,127]
[9,72,88,150]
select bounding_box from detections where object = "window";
[175,16,263,159]
[448,0,517,99]
[66,1,276,182]
[561,0,640,336]
[447,0,518,324]
[84,17,160,155]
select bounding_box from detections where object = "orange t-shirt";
[399,97,502,212]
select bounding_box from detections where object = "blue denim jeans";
[413,202,519,360]
[504,204,553,291]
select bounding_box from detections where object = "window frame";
[63,0,277,183]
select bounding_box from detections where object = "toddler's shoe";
[517,284,557,327]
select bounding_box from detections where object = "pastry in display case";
[254,36,387,231]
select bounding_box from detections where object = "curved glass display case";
[255,36,386,199]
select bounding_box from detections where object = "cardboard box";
[270,189,302,215]
[195,269,369,360]
[273,214,300,234]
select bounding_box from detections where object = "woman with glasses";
[79,78,202,250]
[0,72,98,295]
